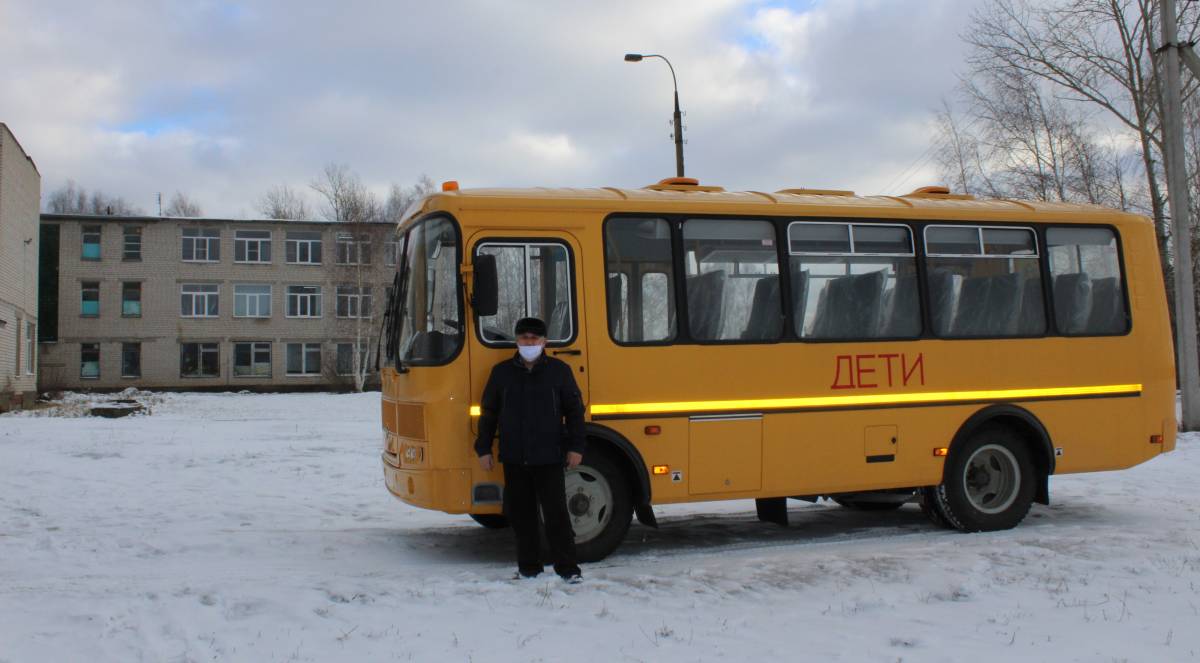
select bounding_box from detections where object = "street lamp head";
[624,53,644,62]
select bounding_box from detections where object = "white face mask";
[517,344,544,362]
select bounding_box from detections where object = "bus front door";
[468,232,591,431]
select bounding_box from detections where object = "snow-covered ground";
[1,392,1197,662]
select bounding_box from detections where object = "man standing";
[474,317,586,583]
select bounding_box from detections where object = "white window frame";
[180,342,220,378]
[286,342,323,376]
[123,226,142,261]
[923,225,1040,259]
[286,285,322,318]
[25,322,35,374]
[336,341,371,376]
[336,233,371,265]
[80,342,100,379]
[232,341,272,378]
[234,284,272,318]
[181,283,220,318]
[336,285,372,319]
[181,227,220,262]
[234,229,272,263]
[286,231,323,265]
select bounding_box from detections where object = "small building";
[38,213,396,392]
[0,123,41,411]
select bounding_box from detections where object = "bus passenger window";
[682,219,781,342]
[1046,227,1128,335]
[476,242,573,344]
[789,222,919,340]
[925,225,1045,338]
[605,218,677,343]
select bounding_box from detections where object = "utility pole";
[1159,0,1200,431]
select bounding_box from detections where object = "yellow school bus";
[379,178,1176,561]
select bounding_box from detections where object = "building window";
[286,231,322,264]
[233,342,272,377]
[13,320,20,376]
[122,282,142,317]
[81,343,100,378]
[336,285,372,318]
[180,342,220,377]
[286,342,322,376]
[336,233,371,265]
[82,225,101,260]
[234,284,272,317]
[924,225,1045,338]
[235,229,272,263]
[25,322,35,374]
[123,226,142,261]
[336,341,370,376]
[180,284,219,317]
[121,343,141,378]
[181,227,220,262]
[81,281,100,317]
[286,285,322,318]
[385,240,399,266]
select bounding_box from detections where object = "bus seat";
[1016,277,1046,335]
[953,273,1021,336]
[811,270,885,338]
[607,274,624,338]
[741,276,782,340]
[1053,272,1093,334]
[686,270,727,339]
[882,274,919,337]
[927,269,961,336]
[1088,277,1125,333]
[409,330,445,361]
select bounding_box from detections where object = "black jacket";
[473,353,586,465]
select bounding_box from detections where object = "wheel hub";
[568,493,591,516]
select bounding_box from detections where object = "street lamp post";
[624,53,685,178]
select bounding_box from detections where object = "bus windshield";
[396,215,461,365]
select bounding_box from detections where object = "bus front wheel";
[565,451,633,563]
[935,425,1035,532]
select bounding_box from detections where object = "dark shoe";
[513,568,541,580]
[561,572,583,584]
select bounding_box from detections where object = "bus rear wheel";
[935,425,1035,532]
[469,514,509,529]
[564,451,632,563]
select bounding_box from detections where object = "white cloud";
[0,0,982,216]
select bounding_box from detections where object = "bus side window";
[925,225,1045,338]
[1046,227,1128,335]
[681,219,781,342]
[605,218,677,343]
[789,222,919,340]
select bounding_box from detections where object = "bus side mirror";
[472,254,498,317]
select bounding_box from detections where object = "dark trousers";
[502,462,580,577]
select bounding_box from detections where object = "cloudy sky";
[1,0,980,218]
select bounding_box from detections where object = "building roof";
[0,122,39,175]
[40,213,394,227]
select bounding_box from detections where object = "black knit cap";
[514,317,547,337]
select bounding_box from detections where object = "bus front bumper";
[382,454,472,514]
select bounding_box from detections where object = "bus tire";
[935,425,1035,532]
[919,487,954,529]
[565,451,633,563]
[469,514,509,529]
[832,497,906,511]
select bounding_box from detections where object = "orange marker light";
[1150,435,1163,445]
[933,447,949,457]
[442,180,459,192]
[652,465,670,475]
[644,425,662,435]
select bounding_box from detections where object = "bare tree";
[964,0,1200,290]
[311,164,382,392]
[163,191,203,217]
[383,174,437,224]
[44,179,142,215]
[257,184,312,220]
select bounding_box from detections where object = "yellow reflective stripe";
[586,383,1142,416]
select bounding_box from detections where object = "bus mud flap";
[635,504,659,528]
[755,498,788,526]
